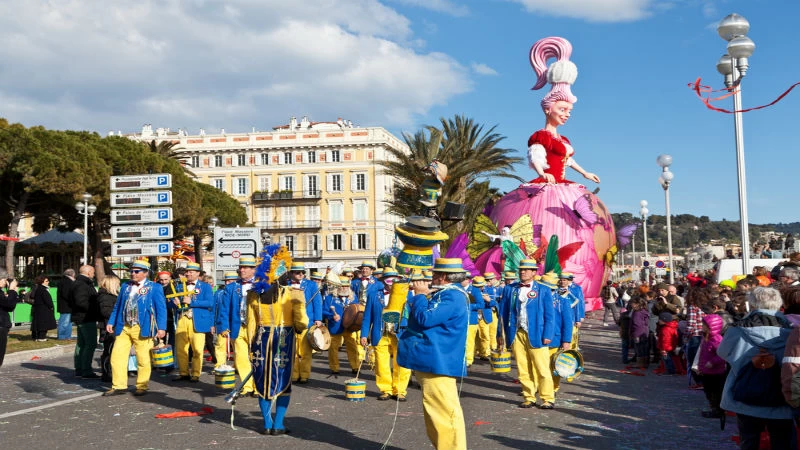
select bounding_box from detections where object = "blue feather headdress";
[252,243,292,294]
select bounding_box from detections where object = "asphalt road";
[0,312,739,450]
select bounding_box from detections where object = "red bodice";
[527,130,575,184]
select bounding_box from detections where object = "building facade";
[128,117,407,269]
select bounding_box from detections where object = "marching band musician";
[288,262,322,384]
[247,269,308,436]
[465,275,481,368]
[560,272,585,349]
[471,276,498,362]
[322,275,365,375]
[360,268,411,401]
[397,258,470,450]
[541,272,574,396]
[497,259,557,410]
[483,272,501,354]
[103,259,167,397]
[170,262,213,383]
[212,272,238,370]
[217,257,259,397]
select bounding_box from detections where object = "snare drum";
[308,324,331,352]
[150,344,174,369]
[551,349,584,382]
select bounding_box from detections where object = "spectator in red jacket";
[656,312,683,375]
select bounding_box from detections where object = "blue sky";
[1,0,797,224]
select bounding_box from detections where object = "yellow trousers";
[175,315,206,378]
[110,325,154,391]
[373,333,411,396]
[416,371,467,450]
[233,326,254,394]
[488,311,498,352]
[344,331,365,370]
[513,328,555,404]
[293,327,312,380]
[476,317,491,358]
[213,334,228,369]
[328,334,344,372]
[465,324,479,365]
[570,325,580,350]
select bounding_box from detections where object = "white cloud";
[471,63,499,76]
[387,0,470,17]
[0,0,471,132]
[507,0,652,22]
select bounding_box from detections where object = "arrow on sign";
[217,237,258,247]
[218,252,256,258]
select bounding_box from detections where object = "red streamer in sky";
[689,78,800,113]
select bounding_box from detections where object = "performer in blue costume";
[170,262,214,382]
[288,262,322,384]
[541,272,574,395]
[398,258,470,450]
[217,257,259,396]
[559,272,585,349]
[247,245,308,436]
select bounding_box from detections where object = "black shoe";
[270,428,291,436]
[397,395,407,402]
[519,401,535,408]
[377,393,391,401]
[701,409,722,418]
[133,389,147,397]
[351,369,358,375]
[81,373,101,379]
[259,429,271,435]
[189,376,200,383]
[538,402,555,410]
[330,371,339,375]
[102,388,126,397]
[296,379,309,385]
[172,375,191,382]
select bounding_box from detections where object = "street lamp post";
[716,13,756,275]
[640,200,649,260]
[75,193,97,265]
[657,155,675,284]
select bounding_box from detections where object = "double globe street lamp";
[657,155,675,284]
[716,13,756,274]
[75,193,97,265]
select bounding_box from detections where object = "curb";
[4,344,76,366]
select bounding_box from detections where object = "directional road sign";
[111,207,173,225]
[111,241,173,257]
[111,225,174,241]
[214,227,261,272]
[110,174,172,191]
[111,191,172,208]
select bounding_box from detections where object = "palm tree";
[380,114,522,246]
[146,139,196,177]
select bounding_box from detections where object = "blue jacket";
[499,281,555,348]
[213,286,227,328]
[480,286,498,324]
[361,285,388,345]
[550,291,575,348]
[398,284,470,377]
[718,310,793,419]
[167,280,214,333]
[298,279,322,327]
[351,276,384,304]
[567,283,585,323]
[468,286,481,326]
[323,294,351,336]
[217,279,255,339]
[108,279,167,337]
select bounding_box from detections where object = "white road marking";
[0,392,103,419]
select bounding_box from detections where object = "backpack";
[732,347,786,407]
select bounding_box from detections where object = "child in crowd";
[695,314,726,418]
[646,291,660,363]
[629,297,650,369]
[619,306,633,364]
[655,312,683,375]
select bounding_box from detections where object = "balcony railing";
[289,250,323,259]
[257,220,322,230]
[252,190,322,202]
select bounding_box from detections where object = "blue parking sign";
[158,210,168,219]
[158,176,167,186]
[158,227,168,236]
[159,244,169,254]
[158,193,168,203]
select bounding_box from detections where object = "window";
[236,178,248,196]
[352,173,367,192]
[213,179,225,191]
[307,151,316,163]
[331,150,341,162]
[281,206,295,227]
[306,205,320,226]
[329,200,343,222]
[330,234,343,251]
[307,235,319,255]
[258,176,270,192]
[304,175,318,197]
[355,233,369,250]
[284,235,295,252]
[328,174,342,192]
[191,155,199,167]
[353,200,368,221]
[257,207,272,226]
[214,155,223,167]
[238,154,246,166]
[261,153,269,165]
[281,176,295,192]
[283,152,293,165]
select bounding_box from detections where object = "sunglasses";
[130,269,145,274]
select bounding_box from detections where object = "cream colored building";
[127,117,407,269]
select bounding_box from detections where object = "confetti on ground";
[474,421,491,425]
[155,406,214,419]
[30,356,41,360]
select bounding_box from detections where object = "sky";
[1,0,798,224]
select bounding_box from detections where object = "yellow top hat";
[131,259,150,271]
[483,272,496,280]
[358,260,376,269]
[238,256,257,267]
[342,267,354,275]
[423,270,433,281]
[409,271,426,282]
[310,271,323,280]
[338,275,351,285]
[503,271,518,280]
[519,259,538,270]
[539,271,559,289]
[223,271,239,280]
[432,258,463,273]
[381,268,399,279]
[559,272,574,280]
[289,262,306,272]
[185,262,201,272]
[373,268,384,276]
[472,276,486,287]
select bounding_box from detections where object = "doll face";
[546,101,573,126]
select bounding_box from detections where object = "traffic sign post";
[111,174,172,191]
[111,207,173,225]
[214,227,261,272]
[111,191,172,208]
[112,241,173,257]
[111,225,173,241]
[110,173,174,259]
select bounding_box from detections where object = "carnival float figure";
[474,37,616,310]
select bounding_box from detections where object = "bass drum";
[308,324,331,352]
[341,303,365,333]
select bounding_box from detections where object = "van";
[713,258,786,284]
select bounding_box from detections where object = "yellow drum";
[215,367,236,389]
[345,379,366,402]
[490,350,512,373]
[150,345,174,369]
